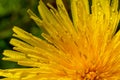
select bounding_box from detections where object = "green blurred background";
[0,0,119,69]
[0,0,70,69]
[0,0,41,69]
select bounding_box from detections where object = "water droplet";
[112,8,115,12]
[97,2,100,6]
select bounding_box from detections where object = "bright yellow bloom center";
[0,0,120,80]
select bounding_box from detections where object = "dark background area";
[0,0,55,69]
[0,0,70,69]
[0,0,41,69]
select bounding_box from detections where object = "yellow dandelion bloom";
[0,0,120,80]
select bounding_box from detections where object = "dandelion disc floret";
[0,0,120,80]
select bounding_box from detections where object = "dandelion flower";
[0,0,120,79]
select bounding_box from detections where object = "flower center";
[83,71,99,80]
[74,70,101,80]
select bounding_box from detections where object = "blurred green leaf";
[0,0,21,16]
[0,0,39,69]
